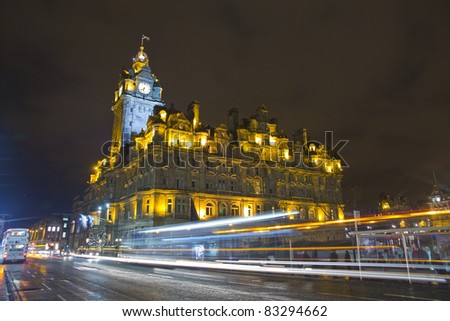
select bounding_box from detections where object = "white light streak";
[137,211,298,234]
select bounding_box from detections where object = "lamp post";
[115,238,122,257]
[96,215,111,255]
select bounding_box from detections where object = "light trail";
[76,244,399,253]
[137,211,299,234]
[213,208,450,235]
[70,254,449,284]
[217,259,450,271]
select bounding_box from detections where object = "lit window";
[231,204,240,216]
[269,136,276,146]
[167,199,173,214]
[206,202,214,216]
[52,226,56,232]
[62,232,66,238]
[57,227,60,232]
[63,223,67,228]
[47,226,51,232]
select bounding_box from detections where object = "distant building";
[427,174,450,209]
[29,214,71,252]
[378,192,411,213]
[71,42,345,249]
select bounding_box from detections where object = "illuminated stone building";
[29,214,71,252]
[71,42,344,247]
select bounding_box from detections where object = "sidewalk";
[0,266,11,301]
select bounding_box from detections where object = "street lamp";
[115,238,122,257]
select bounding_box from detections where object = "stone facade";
[71,44,344,246]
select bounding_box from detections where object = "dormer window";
[269,136,276,146]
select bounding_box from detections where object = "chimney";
[293,128,308,147]
[187,100,200,130]
[228,108,239,135]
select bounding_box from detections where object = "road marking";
[42,283,52,291]
[53,281,87,301]
[148,273,174,279]
[63,276,133,300]
[384,293,437,301]
[74,266,98,271]
[57,294,66,301]
[263,285,285,290]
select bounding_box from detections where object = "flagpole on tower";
[141,34,150,47]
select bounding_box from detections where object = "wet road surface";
[1,256,449,301]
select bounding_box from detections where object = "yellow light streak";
[213,208,450,235]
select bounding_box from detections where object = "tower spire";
[433,170,438,186]
[133,34,150,72]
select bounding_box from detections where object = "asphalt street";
[1,256,449,301]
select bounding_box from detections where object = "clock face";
[138,82,151,94]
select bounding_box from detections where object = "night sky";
[1,0,449,224]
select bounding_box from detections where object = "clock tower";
[110,38,164,165]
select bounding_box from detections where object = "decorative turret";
[132,35,150,73]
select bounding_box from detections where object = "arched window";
[253,178,261,194]
[206,202,214,216]
[231,204,240,216]
[300,208,307,220]
[308,208,315,221]
[219,203,227,217]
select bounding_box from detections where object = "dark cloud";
[0,0,449,220]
